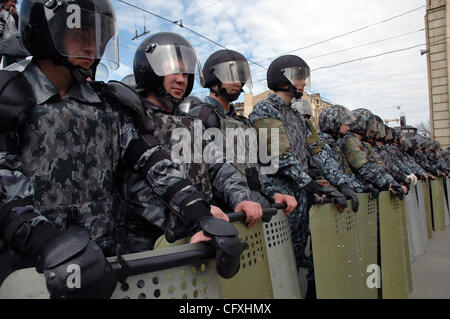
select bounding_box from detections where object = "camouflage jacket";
[414,151,437,175]
[195,96,271,203]
[319,132,364,192]
[373,144,407,184]
[248,93,313,197]
[386,143,413,177]
[401,151,427,176]
[0,62,207,245]
[341,133,394,189]
[121,99,252,241]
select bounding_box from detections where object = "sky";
[107,0,430,127]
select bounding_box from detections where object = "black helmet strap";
[211,83,243,103]
[51,54,94,84]
[276,83,303,100]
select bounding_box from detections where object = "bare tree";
[417,121,431,137]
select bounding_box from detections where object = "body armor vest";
[150,112,213,201]
[21,92,121,239]
[276,104,312,170]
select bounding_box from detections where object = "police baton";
[165,203,287,243]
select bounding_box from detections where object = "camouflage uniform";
[318,106,364,192]
[0,62,208,257]
[249,93,317,270]
[341,109,400,190]
[372,144,407,185]
[120,98,252,252]
[188,96,270,206]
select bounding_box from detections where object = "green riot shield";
[430,178,446,231]
[422,180,433,238]
[378,191,409,299]
[356,193,378,299]
[309,201,365,299]
[218,219,273,299]
[263,210,302,299]
[400,199,413,293]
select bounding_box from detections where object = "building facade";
[425,0,450,147]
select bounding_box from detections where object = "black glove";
[317,186,348,209]
[389,181,405,200]
[36,229,117,299]
[363,184,380,200]
[339,186,359,212]
[198,216,244,279]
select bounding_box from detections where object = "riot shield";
[218,219,273,299]
[309,201,366,299]
[400,198,413,293]
[378,192,409,299]
[422,180,433,238]
[406,186,428,258]
[0,243,223,299]
[356,193,378,299]
[430,178,446,231]
[263,210,302,298]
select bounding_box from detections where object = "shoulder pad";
[189,103,222,129]
[106,80,145,113]
[0,70,35,133]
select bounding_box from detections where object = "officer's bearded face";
[63,28,96,70]
[163,73,188,99]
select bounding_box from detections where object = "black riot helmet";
[133,32,204,103]
[19,0,119,82]
[202,49,253,102]
[267,55,311,99]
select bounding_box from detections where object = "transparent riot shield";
[400,198,413,293]
[404,191,416,262]
[309,201,366,299]
[430,178,446,231]
[356,193,378,299]
[263,210,302,299]
[378,192,409,299]
[422,180,433,239]
[406,186,428,258]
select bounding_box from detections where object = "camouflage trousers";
[285,188,314,276]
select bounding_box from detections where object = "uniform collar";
[24,62,101,105]
[204,95,237,116]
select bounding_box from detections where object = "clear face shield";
[280,66,311,91]
[145,43,205,86]
[45,5,119,70]
[291,99,312,117]
[212,60,253,91]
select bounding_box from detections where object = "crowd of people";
[0,0,448,299]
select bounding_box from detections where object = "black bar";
[110,243,215,277]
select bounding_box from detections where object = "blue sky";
[108,0,429,127]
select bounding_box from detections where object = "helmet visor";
[280,66,311,90]
[145,43,205,86]
[212,60,253,90]
[45,6,119,70]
